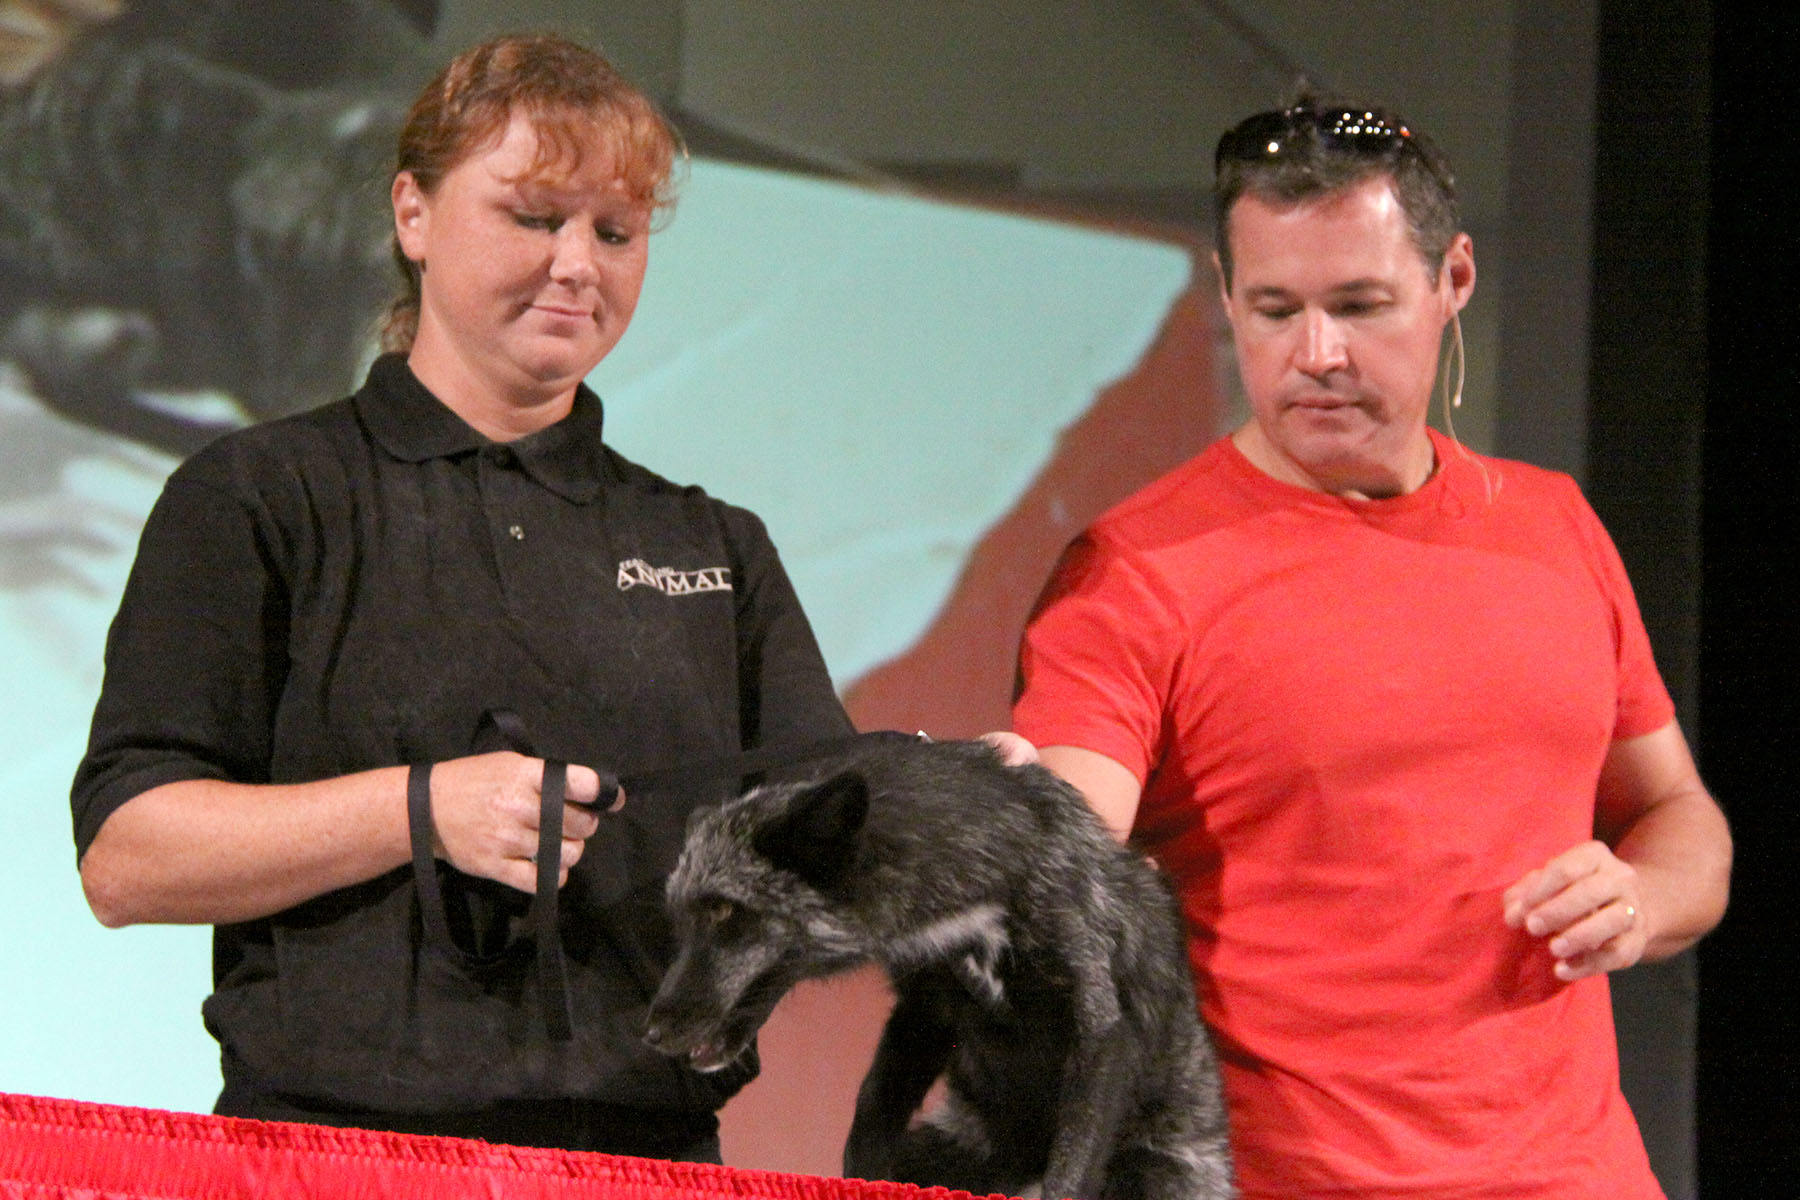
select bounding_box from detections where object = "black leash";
[407,721,917,1042]
[617,729,915,794]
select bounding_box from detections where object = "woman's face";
[393,109,652,418]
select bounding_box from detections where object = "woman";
[70,34,850,1159]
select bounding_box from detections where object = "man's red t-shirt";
[1015,430,1671,1199]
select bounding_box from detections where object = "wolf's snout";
[642,1008,733,1073]
[641,997,689,1053]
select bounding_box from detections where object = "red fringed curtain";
[0,1093,979,1200]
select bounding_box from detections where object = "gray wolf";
[643,737,1235,1199]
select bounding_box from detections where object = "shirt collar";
[356,353,609,503]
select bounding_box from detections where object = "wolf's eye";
[705,898,737,925]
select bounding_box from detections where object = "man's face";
[1220,174,1474,498]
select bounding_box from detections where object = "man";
[1012,99,1731,1199]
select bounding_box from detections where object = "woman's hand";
[81,756,626,926]
[427,752,614,892]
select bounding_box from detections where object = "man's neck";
[1230,422,1437,499]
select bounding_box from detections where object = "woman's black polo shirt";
[71,353,850,1118]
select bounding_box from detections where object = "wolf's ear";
[753,771,870,897]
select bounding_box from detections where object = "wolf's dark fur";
[644,739,1234,1199]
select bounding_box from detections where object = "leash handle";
[406,762,454,953]
[531,759,574,1041]
[406,710,577,1042]
[481,710,576,1041]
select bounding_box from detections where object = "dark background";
[1688,2,1796,1193]
[1577,0,1796,1193]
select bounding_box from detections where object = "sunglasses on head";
[1213,104,1418,174]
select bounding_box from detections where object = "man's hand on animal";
[977,729,1039,766]
[1503,840,1647,981]
[426,752,609,892]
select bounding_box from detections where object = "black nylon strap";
[616,729,918,794]
[406,743,577,1042]
[532,759,573,1041]
[474,710,577,1042]
[406,763,456,953]
[481,708,535,755]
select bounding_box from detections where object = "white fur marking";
[890,903,1009,981]
[954,949,1006,1007]
[802,911,863,953]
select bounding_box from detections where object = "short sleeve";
[721,505,852,750]
[1584,518,1677,741]
[1560,482,1676,741]
[70,461,290,858]
[1013,530,1184,783]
